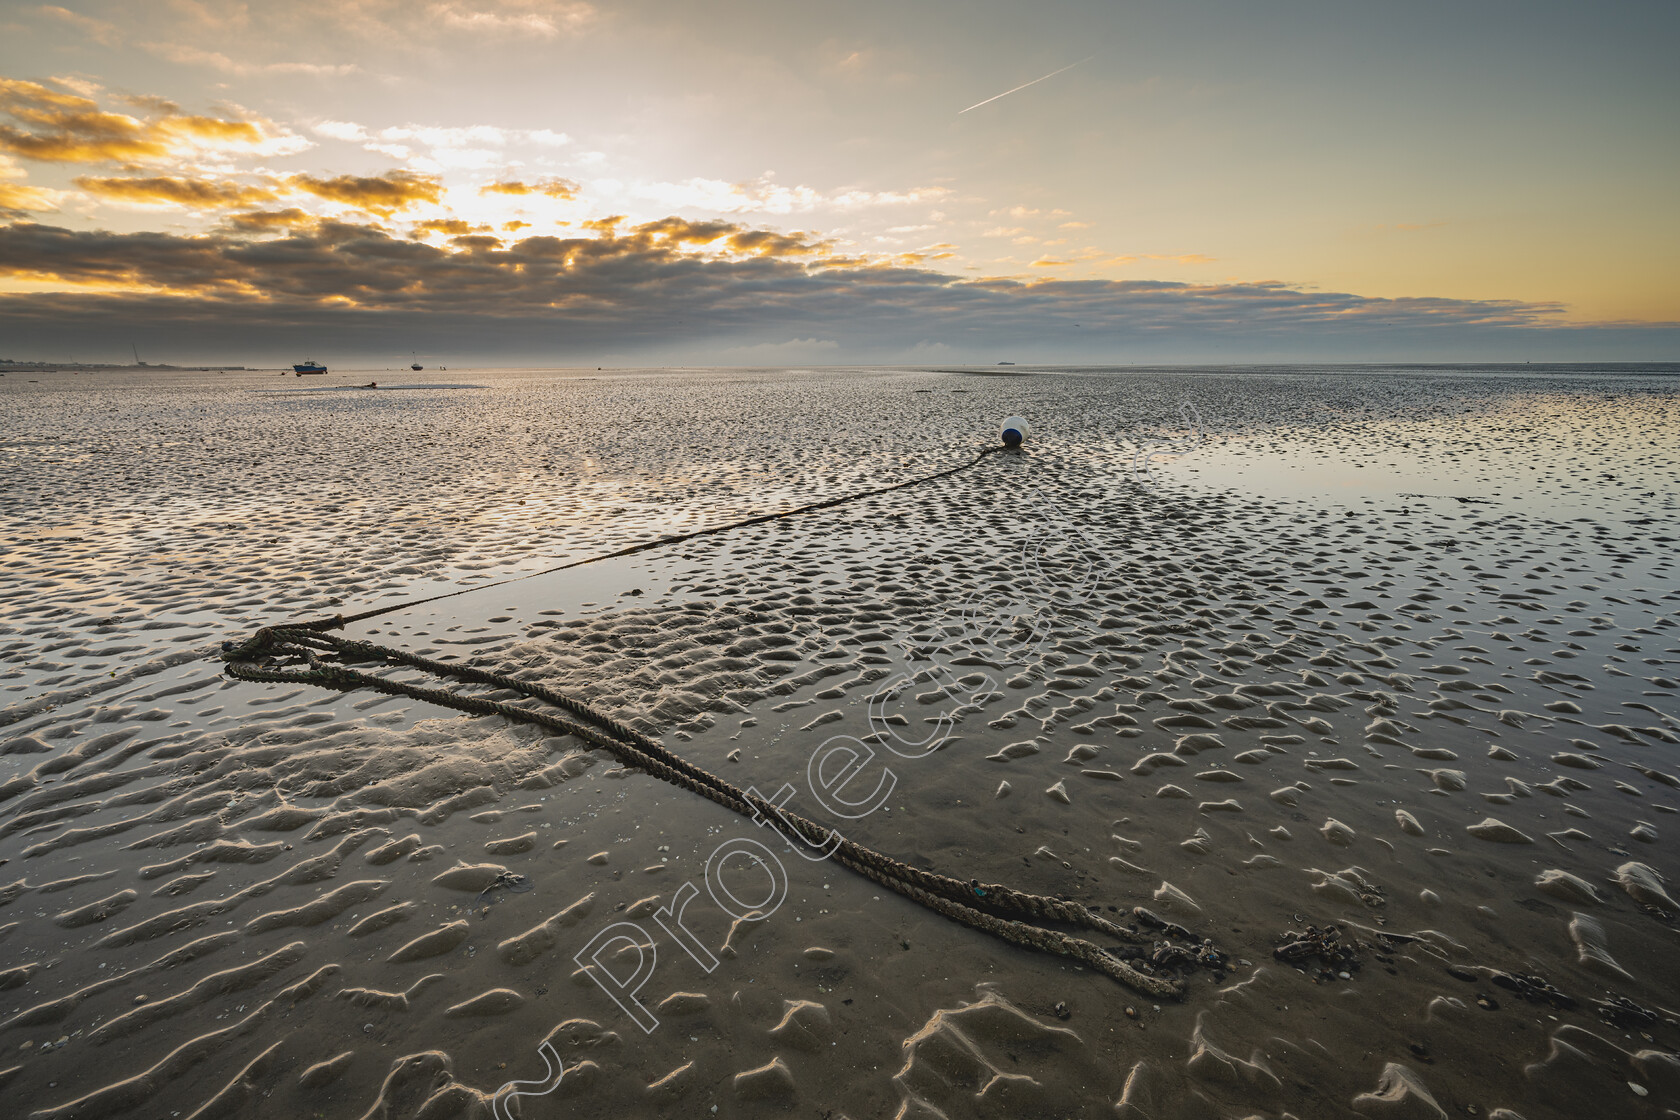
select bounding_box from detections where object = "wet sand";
[1,364,1677,1119]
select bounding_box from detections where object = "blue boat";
[293,360,327,375]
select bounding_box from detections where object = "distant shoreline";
[0,362,250,372]
[2,361,1675,376]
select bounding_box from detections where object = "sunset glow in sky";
[1,0,1674,364]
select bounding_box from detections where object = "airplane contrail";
[958,57,1093,114]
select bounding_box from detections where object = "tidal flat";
[1,364,1677,1119]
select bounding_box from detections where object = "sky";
[0,0,1675,366]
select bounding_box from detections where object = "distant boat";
[294,360,327,375]
[412,362,423,371]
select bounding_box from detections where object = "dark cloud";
[74,175,279,208]
[288,170,442,215]
[0,216,1672,363]
[222,208,316,231]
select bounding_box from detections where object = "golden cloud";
[74,175,279,208]
[581,215,624,234]
[288,170,443,215]
[412,217,498,237]
[479,176,580,200]
[0,79,168,164]
[609,217,828,258]
[0,79,306,166]
[724,227,826,256]
[632,216,737,246]
[0,180,58,214]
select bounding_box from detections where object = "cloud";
[621,175,948,216]
[377,124,515,147]
[0,214,1597,349]
[49,76,103,99]
[479,177,580,200]
[596,216,828,257]
[0,155,60,216]
[4,225,1670,363]
[625,215,735,245]
[724,227,826,256]
[0,180,59,216]
[1103,252,1218,268]
[830,187,951,210]
[288,170,443,214]
[428,1,596,38]
[119,94,182,114]
[310,119,570,170]
[831,49,869,74]
[412,217,493,236]
[0,79,308,166]
[74,175,279,208]
[313,120,369,142]
[38,5,121,46]
[222,208,315,231]
[34,0,600,47]
[139,42,359,77]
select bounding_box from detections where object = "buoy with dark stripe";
[1000,415,1028,448]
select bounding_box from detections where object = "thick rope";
[220,441,1225,998]
[288,445,1011,633]
[226,628,1214,998]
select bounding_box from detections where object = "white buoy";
[1000,415,1028,448]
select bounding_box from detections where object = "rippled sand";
[1,364,1677,1119]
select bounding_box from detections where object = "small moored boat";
[294,360,327,375]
